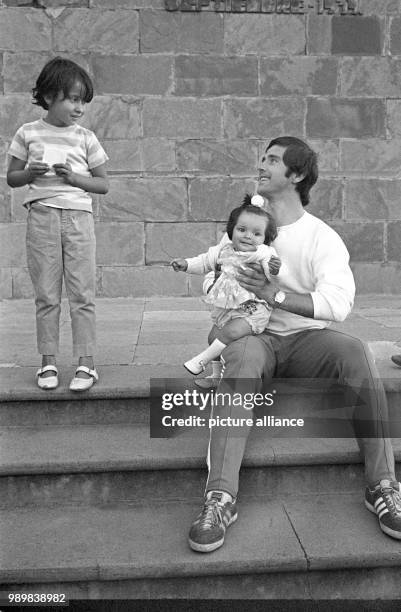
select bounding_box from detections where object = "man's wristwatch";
[273,290,286,307]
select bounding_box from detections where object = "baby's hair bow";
[242,193,265,208]
[250,194,265,208]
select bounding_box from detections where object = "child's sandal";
[36,365,59,390]
[69,366,98,392]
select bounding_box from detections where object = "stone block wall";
[1,0,401,298]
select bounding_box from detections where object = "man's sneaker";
[365,479,401,539]
[188,491,238,553]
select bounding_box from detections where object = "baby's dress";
[204,243,274,310]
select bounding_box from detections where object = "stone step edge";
[1,423,401,476]
[1,362,401,403]
[1,494,401,585]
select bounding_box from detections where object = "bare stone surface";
[331,15,382,55]
[340,57,401,97]
[10,267,33,299]
[0,179,11,223]
[0,223,26,266]
[189,177,256,222]
[92,55,172,95]
[307,15,331,54]
[0,96,42,138]
[352,263,401,294]
[308,179,343,221]
[330,221,384,262]
[0,9,51,51]
[387,222,401,261]
[224,98,305,139]
[3,52,50,94]
[101,266,188,298]
[306,98,385,139]
[390,16,401,54]
[386,100,401,138]
[140,10,224,54]
[101,140,141,173]
[345,180,401,221]
[175,55,258,97]
[54,9,139,53]
[81,97,140,140]
[145,222,216,264]
[95,222,144,266]
[260,57,338,96]
[224,14,305,55]
[340,140,401,176]
[141,139,176,173]
[308,140,339,173]
[143,99,222,138]
[0,268,12,299]
[176,140,257,175]
[99,178,187,222]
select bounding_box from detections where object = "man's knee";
[221,335,269,377]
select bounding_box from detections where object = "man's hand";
[53,162,75,184]
[171,258,188,272]
[268,255,281,276]
[236,262,278,305]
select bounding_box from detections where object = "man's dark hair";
[32,57,93,110]
[266,136,318,207]
[226,194,277,245]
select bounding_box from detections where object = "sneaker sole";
[365,499,401,540]
[188,512,238,553]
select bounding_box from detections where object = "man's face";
[257,144,294,199]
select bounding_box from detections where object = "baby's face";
[231,211,267,252]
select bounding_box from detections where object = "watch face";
[275,290,285,304]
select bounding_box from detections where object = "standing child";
[7,57,109,391]
[171,195,281,375]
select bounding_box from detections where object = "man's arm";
[236,263,314,317]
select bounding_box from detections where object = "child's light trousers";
[26,202,96,357]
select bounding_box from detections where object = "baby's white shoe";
[184,358,206,376]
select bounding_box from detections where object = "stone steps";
[1,304,401,598]
[0,422,383,507]
[2,493,401,599]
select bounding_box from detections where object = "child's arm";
[53,162,109,194]
[7,156,49,188]
[171,244,221,275]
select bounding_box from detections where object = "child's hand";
[269,255,281,276]
[171,258,188,272]
[27,162,49,178]
[53,162,75,184]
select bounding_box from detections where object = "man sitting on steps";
[188,136,401,553]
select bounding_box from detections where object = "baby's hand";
[171,258,188,272]
[269,255,281,276]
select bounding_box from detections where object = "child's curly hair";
[226,194,277,245]
[32,57,93,110]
